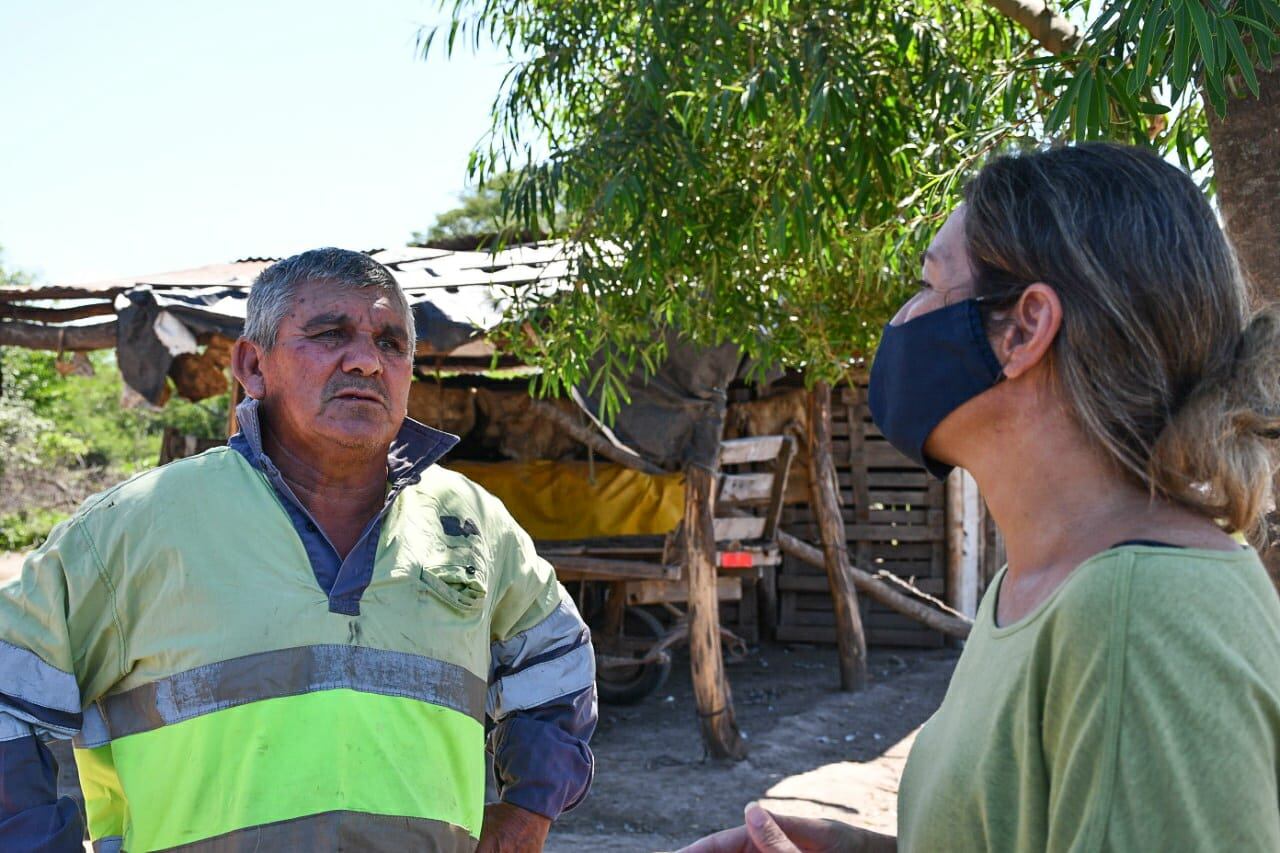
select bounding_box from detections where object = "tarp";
[574,333,744,471]
[444,460,685,541]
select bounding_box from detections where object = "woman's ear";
[992,283,1062,380]
[231,338,268,400]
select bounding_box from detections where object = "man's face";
[244,279,414,455]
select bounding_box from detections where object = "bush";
[0,507,69,552]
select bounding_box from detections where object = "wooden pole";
[945,470,981,620]
[0,320,117,351]
[0,302,116,323]
[777,530,972,640]
[684,463,747,760]
[806,382,869,691]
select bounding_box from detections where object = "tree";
[412,172,521,248]
[426,0,1046,755]
[410,171,561,249]
[990,0,1280,303]
[426,0,1280,753]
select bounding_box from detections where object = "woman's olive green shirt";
[898,545,1280,852]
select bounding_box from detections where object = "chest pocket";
[419,560,488,612]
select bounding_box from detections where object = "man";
[0,248,596,851]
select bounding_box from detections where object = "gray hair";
[244,248,416,353]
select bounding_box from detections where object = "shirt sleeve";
[1041,555,1280,852]
[0,514,120,852]
[485,508,597,820]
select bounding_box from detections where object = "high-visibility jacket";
[0,403,595,852]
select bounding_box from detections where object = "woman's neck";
[960,411,1236,623]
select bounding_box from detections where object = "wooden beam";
[777,530,972,640]
[0,320,116,351]
[718,472,774,503]
[527,398,665,475]
[0,302,116,323]
[719,435,786,465]
[548,555,681,582]
[685,463,747,760]
[712,516,766,542]
[807,381,869,691]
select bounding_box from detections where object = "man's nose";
[341,334,383,375]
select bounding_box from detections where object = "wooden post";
[807,382,868,691]
[684,463,747,760]
[945,469,982,620]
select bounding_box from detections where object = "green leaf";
[1221,18,1260,97]
[1184,0,1218,75]
[1075,66,1095,141]
[1172,1,1194,95]
[1047,70,1085,132]
[1137,100,1172,114]
[1130,2,1169,95]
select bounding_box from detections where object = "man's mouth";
[331,390,384,404]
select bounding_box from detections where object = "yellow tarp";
[444,460,685,541]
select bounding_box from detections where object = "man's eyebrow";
[300,312,351,330]
[378,323,409,341]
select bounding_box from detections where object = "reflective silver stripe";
[489,642,596,717]
[159,809,475,852]
[98,645,487,741]
[93,836,123,853]
[0,711,32,742]
[73,702,110,749]
[490,599,588,672]
[0,638,80,713]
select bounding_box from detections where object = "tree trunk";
[1206,65,1280,595]
[806,382,869,691]
[683,463,747,760]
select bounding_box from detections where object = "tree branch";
[982,0,1080,56]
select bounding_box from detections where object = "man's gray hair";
[244,248,416,353]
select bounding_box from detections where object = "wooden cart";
[539,434,796,703]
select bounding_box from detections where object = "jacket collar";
[229,396,459,487]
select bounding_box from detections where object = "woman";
[682,143,1280,852]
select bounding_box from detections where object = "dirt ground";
[547,644,958,852]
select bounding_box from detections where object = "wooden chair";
[540,434,797,703]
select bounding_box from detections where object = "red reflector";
[719,551,754,568]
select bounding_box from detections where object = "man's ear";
[991,283,1062,380]
[231,338,268,400]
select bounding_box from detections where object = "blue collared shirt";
[228,397,458,615]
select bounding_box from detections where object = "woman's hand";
[677,802,894,853]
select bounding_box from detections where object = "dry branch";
[777,530,973,640]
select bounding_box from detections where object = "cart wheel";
[596,607,672,706]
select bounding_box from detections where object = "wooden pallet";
[774,382,948,648]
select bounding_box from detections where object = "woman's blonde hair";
[964,143,1280,540]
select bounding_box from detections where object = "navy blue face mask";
[868,298,1005,479]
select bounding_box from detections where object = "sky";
[0,1,511,284]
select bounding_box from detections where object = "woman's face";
[892,206,979,326]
